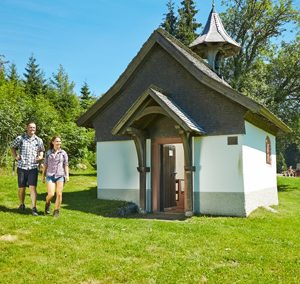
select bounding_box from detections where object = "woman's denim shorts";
[46,175,65,183]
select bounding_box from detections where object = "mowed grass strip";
[0,171,299,283]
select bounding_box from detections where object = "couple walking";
[11,122,69,217]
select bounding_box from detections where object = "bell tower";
[189,1,240,74]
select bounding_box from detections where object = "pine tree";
[0,55,8,85]
[8,63,19,83]
[80,82,95,110]
[176,0,201,46]
[50,65,81,121]
[23,55,45,97]
[161,0,177,36]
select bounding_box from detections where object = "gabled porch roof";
[112,85,205,136]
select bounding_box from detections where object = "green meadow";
[0,171,299,283]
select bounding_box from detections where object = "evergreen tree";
[0,55,8,85]
[0,57,95,167]
[23,55,45,97]
[50,65,81,121]
[80,82,96,110]
[176,0,201,45]
[161,0,177,36]
[8,63,19,84]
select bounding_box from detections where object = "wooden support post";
[176,126,195,217]
[126,127,149,213]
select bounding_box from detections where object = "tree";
[277,152,287,173]
[0,55,8,86]
[220,0,298,90]
[0,80,26,166]
[219,0,299,171]
[176,0,201,45]
[268,37,300,169]
[50,65,81,121]
[234,36,300,165]
[23,55,46,97]
[59,122,91,167]
[8,63,20,85]
[264,38,300,121]
[24,95,61,143]
[0,54,96,168]
[161,0,177,36]
[80,82,96,110]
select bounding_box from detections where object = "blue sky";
[0,0,298,96]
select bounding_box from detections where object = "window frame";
[266,136,272,165]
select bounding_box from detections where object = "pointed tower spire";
[189,3,240,74]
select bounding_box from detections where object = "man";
[11,122,45,215]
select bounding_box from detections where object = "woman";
[42,136,69,217]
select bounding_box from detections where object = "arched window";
[266,136,271,165]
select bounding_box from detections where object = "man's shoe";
[45,203,51,215]
[32,207,38,216]
[18,204,25,212]
[53,209,59,218]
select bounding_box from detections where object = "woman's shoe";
[53,209,59,218]
[45,203,51,215]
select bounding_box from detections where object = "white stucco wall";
[192,123,278,216]
[242,121,278,214]
[97,140,139,204]
[242,122,277,193]
[193,135,245,215]
[193,135,244,193]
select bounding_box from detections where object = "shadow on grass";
[0,187,121,217]
[69,172,97,177]
[37,186,188,221]
[277,184,299,192]
[0,205,44,216]
[60,186,125,216]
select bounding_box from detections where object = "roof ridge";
[156,28,217,72]
[213,13,227,42]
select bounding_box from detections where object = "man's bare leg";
[29,186,37,208]
[18,187,26,205]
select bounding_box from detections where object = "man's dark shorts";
[17,168,38,188]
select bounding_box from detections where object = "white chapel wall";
[193,135,245,216]
[242,121,278,214]
[96,141,139,205]
[193,135,244,193]
[242,121,277,193]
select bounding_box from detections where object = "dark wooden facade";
[92,45,247,142]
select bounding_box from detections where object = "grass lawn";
[0,170,299,284]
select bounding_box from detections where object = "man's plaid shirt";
[11,134,45,170]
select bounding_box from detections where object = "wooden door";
[160,145,177,211]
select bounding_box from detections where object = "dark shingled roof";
[77,28,290,134]
[150,88,204,134]
[112,86,205,136]
[189,5,240,57]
